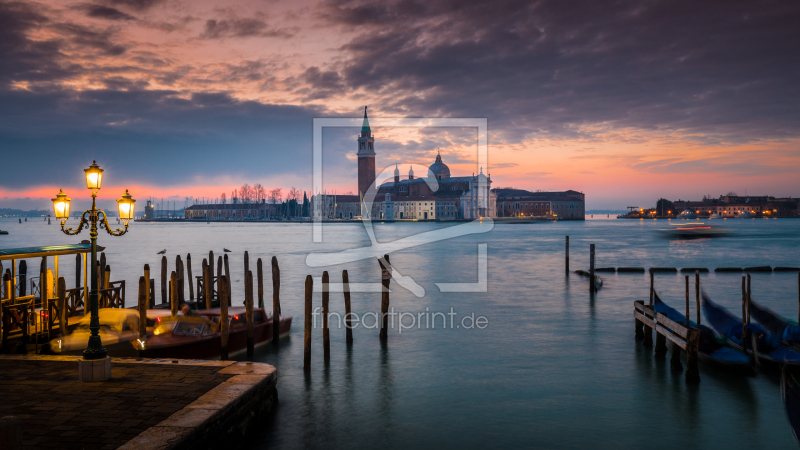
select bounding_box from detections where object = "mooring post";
[57,277,66,337]
[245,270,254,358]
[565,236,569,273]
[187,253,194,301]
[176,255,185,305]
[170,271,178,316]
[589,244,595,293]
[201,258,208,302]
[219,275,229,360]
[144,264,151,308]
[104,265,111,291]
[644,268,654,346]
[19,260,26,297]
[304,275,312,371]
[746,273,752,325]
[272,256,281,345]
[322,271,331,363]
[343,269,353,345]
[74,254,80,292]
[379,254,392,341]
[138,276,146,339]
[685,328,700,383]
[685,275,690,328]
[209,251,215,279]
[160,256,167,304]
[203,263,212,309]
[217,256,223,296]
[223,254,231,306]
[244,251,249,284]
[741,276,747,352]
[257,258,264,308]
[695,270,701,325]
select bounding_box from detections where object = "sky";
[1,0,799,211]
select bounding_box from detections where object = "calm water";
[2,217,800,449]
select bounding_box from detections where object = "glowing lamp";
[52,189,71,220]
[84,160,104,191]
[117,189,136,222]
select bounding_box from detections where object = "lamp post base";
[78,357,111,382]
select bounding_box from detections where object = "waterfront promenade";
[0,355,276,449]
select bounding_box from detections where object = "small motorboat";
[654,292,754,375]
[136,307,291,359]
[709,213,721,219]
[0,230,8,235]
[748,299,800,351]
[678,209,698,219]
[783,367,800,443]
[658,222,731,238]
[702,293,800,367]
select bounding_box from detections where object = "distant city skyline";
[1,0,799,210]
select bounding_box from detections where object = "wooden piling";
[343,269,353,344]
[244,251,249,281]
[219,275,229,360]
[56,277,66,337]
[685,275,690,328]
[304,275,312,371]
[379,254,392,341]
[176,255,185,305]
[670,340,683,371]
[223,254,231,306]
[204,263,212,310]
[695,270,701,325]
[144,264,151,308]
[138,276,146,338]
[170,271,178,316]
[209,251,215,279]
[741,276,747,350]
[644,268,654,346]
[272,256,281,345]
[322,271,330,363]
[565,236,569,273]
[19,260,26,297]
[257,258,264,308]
[216,255,222,283]
[187,253,194,301]
[685,328,700,383]
[74,254,80,292]
[100,252,106,288]
[104,265,111,291]
[746,273,752,325]
[589,244,595,293]
[160,256,167,304]
[245,270,254,358]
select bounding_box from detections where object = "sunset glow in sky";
[1,0,798,210]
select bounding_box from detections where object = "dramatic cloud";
[200,17,295,39]
[75,4,136,21]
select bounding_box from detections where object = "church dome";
[429,152,450,180]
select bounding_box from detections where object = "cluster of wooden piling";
[302,254,391,372]
[132,251,284,361]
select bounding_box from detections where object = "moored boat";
[654,292,754,375]
[748,299,800,351]
[702,293,800,367]
[658,222,731,238]
[135,306,291,359]
[783,368,800,443]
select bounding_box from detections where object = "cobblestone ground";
[0,358,233,449]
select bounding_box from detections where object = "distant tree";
[221,192,227,204]
[269,188,283,218]
[726,191,738,196]
[656,198,676,216]
[288,187,300,217]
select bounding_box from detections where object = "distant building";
[144,200,155,220]
[314,107,495,220]
[672,195,799,218]
[494,189,586,220]
[185,200,269,219]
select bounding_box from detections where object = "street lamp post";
[52,161,135,360]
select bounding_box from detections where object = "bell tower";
[357,106,376,199]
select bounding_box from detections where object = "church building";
[314,107,496,220]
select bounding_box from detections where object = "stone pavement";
[0,355,276,450]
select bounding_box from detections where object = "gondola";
[783,367,800,443]
[702,293,800,367]
[653,292,754,375]
[748,299,800,351]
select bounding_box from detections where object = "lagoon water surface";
[2,217,799,449]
